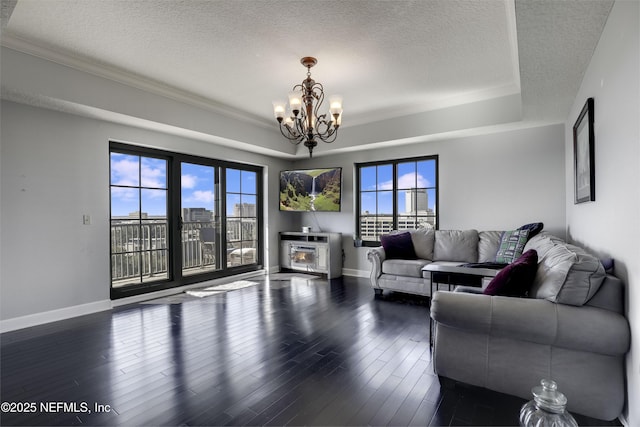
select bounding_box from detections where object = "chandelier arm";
[315,116,331,133]
[279,123,303,144]
[294,115,307,136]
[316,128,339,144]
[312,82,325,119]
[282,122,300,139]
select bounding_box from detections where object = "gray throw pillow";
[411,228,435,260]
[529,242,606,306]
[478,231,504,262]
[433,230,479,263]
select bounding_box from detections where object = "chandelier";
[273,57,343,157]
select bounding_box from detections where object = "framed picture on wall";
[573,97,595,203]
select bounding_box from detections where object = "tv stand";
[279,232,342,279]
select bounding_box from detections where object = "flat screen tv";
[279,167,342,212]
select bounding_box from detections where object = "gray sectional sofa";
[367,229,630,421]
[431,232,630,421]
[366,228,505,296]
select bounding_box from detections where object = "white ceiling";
[0,0,613,157]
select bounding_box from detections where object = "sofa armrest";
[453,285,484,294]
[430,290,495,334]
[367,247,386,288]
[431,291,630,356]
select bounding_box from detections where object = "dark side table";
[423,264,500,295]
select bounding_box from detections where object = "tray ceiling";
[1,0,613,157]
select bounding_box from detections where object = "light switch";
[83,214,91,225]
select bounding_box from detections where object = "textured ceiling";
[0,0,613,156]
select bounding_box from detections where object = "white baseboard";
[0,269,367,333]
[0,300,112,333]
[1,271,269,333]
[342,268,369,278]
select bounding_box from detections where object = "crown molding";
[1,34,273,129]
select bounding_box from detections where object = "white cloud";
[378,172,431,190]
[185,190,215,204]
[110,158,139,186]
[141,165,166,188]
[111,186,137,201]
[110,156,166,189]
[378,180,392,190]
[181,174,198,189]
[143,189,166,199]
[398,172,430,188]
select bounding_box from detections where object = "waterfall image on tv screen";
[279,168,342,212]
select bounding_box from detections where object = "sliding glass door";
[109,142,263,299]
[226,169,258,267]
[110,152,170,287]
[181,162,221,276]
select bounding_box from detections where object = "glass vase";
[519,379,578,427]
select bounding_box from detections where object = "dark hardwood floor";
[1,276,621,426]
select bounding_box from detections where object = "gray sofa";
[367,228,505,296]
[431,232,630,421]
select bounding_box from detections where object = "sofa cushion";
[381,259,429,278]
[517,222,544,239]
[478,231,504,262]
[484,250,538,297]
[529,241,606,306]
[523,232,564,259]
[558,244,607,305]
[381,231,416,260]
[495,229,529,263]
[410,227,435,260]
[433,230,479,263]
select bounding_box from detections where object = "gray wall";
[0,101,292,324]
[564,1,639,424]
[0,98,566,327]
[293,124,566,275]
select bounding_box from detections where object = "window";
[110,152,169,286]
[356,155,438,245]
[226,168,258,267]
[109,142,263,298]
[180,162,220,276]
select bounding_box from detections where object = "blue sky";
[360,160,437,214]
[182,163,257,216]
[110,153,167,217]
[110,153,256,218]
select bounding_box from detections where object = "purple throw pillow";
[484,249,538,297]
[381,232,417,260]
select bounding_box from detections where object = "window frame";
[355,155,439,247]
[109,141,264,299]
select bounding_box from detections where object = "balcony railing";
[111,219,257,287]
